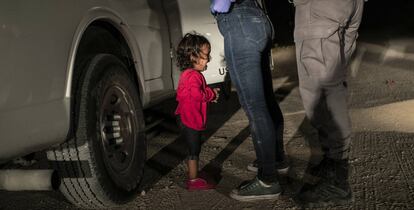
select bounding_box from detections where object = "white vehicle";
[0,1,227,208]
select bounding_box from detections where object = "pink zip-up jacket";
[175,69,216,131]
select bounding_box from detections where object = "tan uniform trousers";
[293,0,364,159]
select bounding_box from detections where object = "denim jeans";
[216,0,285,182]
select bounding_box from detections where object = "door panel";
[166,0,227,87]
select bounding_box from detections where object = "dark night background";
[263,0,414,46]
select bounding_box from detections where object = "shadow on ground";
[139,39,303,191]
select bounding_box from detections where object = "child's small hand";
[212,88,220,103]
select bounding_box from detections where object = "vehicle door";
[164,0,227,88]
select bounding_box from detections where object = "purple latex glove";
[210,0,236,14]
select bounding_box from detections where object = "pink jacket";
[175,69,216,131]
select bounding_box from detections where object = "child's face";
[193,44,211,71]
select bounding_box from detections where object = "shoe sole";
[246,165,290,175]
[229,192,281,202]
[187,187,215,191]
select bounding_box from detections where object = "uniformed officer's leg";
[323,82,352,160]
[293,0,364,206]
[295,36,354,208]
[295,38,335,147]
[316,29,352,160]
[318,0,364,161]
[298,81,351,161]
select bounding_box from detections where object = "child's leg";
[181,124,201,179]
[179,121,216,190]
[187,159,198,180]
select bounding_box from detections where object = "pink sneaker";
[186,178,216,191]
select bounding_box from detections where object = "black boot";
[295,158,352,208]
[307,156,330,178]
[306,146,333,178]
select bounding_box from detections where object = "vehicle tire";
[47,54,146,209]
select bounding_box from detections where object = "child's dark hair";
[176,32,211,71]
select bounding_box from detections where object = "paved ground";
[1,31,414,210]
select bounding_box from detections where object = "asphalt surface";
[1,30,414,210]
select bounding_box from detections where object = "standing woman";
[211,0,288,201]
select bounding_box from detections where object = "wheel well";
[74,21,137,81]
[68,21,140,139]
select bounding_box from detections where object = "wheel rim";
[99,85,137,177]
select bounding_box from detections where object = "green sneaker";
[247,159,290,175]
[229,177,282,201]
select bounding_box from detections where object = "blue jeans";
[216,0,285,182]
